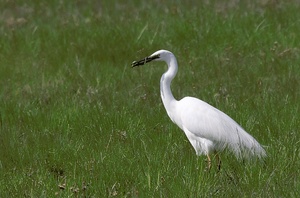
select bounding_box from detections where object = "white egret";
[132,50,266,170]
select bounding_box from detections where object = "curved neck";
[160,54,178,113]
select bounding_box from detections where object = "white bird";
[132,50,266,170]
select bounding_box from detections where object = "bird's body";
[132,50,266,170]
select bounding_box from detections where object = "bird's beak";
[131,54,160,68]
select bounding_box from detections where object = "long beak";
[131,54,159,68]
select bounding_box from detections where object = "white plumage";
[132,49,266,170]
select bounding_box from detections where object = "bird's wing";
[178,97,266,159]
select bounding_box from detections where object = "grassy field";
[1,0,299,197]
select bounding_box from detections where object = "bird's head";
[131,50,173,67]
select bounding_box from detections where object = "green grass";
[1,0,300,197]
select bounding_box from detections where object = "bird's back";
[175,97,266,159]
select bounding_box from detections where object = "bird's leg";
[215,152,221,171]
[206,154,212,171]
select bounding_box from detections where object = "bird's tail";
[229,127,267,160]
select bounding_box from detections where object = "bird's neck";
[160,56,178,119]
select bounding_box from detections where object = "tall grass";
[0,0,299,197]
